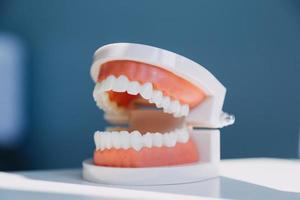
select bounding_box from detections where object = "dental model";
[83,43,234,185]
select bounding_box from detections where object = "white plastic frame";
[83,129,220,185]
[90,43,228,128]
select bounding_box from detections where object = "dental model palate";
[83,43,234,185]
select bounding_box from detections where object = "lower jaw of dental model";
[93,60,206,168]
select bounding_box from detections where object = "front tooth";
[130,131,143,151]
[177,129,189,143]
[140,83,153,99]
[93,83,103,100]
[152,133,163,147]
[170,100,180,115]
[97,132,111,150]
[94,131,101,150]
[100,133,108,150]
[104,132,112,149]
[113,75,129,92]
[111,131,121,149]
[127,81,140,95]
[181,105,189,116]
[143,133,153,148]
[102,75,116,91]
[150,90,163,104]
[120,131,130,149]
[163,132,177,147]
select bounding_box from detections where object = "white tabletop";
[0,158,299,200]
[220,158,300,193]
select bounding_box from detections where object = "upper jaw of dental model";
[93,75,190,118]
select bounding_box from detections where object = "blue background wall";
[0,0,299,169]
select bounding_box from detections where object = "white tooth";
[171,131,178,141]
[181,105,189,116]
[100,92,109,103]
[101,93,117,113]
[120,131,130,149]
[163,132,177,147]
[130,131,143,151]
[93,83,103,100]
[102,75,116,91]
[161,97,171,111]
[150,90,163,104]
[97,93,107,109]
[174,112,182,118]
[104,132,112,149]
[113,75,128,92]
[152,133,163,147]
[96,101,103,109]
[95,92,110,111]
[143,133,153,148]
[177,129,189,143]
[164,105,173,114]
[96,131,107,150]
[111,131,121,149]
[140,83,153,99]
[94,131,101,150]
[102,97,112,111]
[127,81,140,95]
[170,100,180,115]
[99,133,108,150]
[96,91,126,115]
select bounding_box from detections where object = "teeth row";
[94,91,127,115]
[93,75,189,117]
[94,128,190,151]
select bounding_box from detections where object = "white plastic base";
[82,129,220,185]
